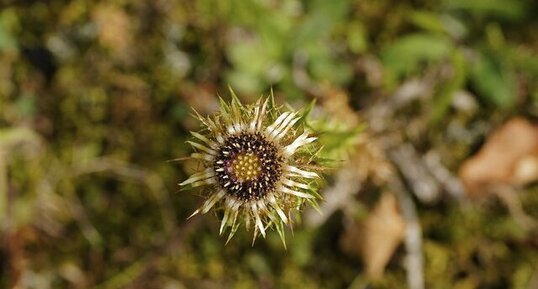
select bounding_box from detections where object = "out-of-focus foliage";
[1,0,538,288]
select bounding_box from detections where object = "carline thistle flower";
[180,90,322,245]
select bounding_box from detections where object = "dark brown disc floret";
[214,133,283,200]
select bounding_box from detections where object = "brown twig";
[389,176,425,289]
[389,144,441,203]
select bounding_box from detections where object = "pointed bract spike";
[191,109,219,133]
[265,112,290,135]
[307,198,323,214]
[204,117,219,132]
[179,169,214,186]
[273,117,300,140]
[190,152,214,161]
[252,225,259,246]
[283,133,316,156]
[225,206,241,245]
[286,165,319,179]
[190,107,202,117]
[190,108,211,126]
[282,178,310,190]
[295,99,316,126]
[304,98,316,114]
[217,94,230,109]
[187,141,217,155]
[254,212,266,238]
[249,105,260,132]
[254,97,262,106]
[187,209,200,219]
[270,112,297,139]
[275,221,287,249]
[265,210,277,223]
[229,93,244,130]
[217,96,234,121]
[277,111,296,128]
[225,218,240,245]
[274,205,289,224]
[219,206,232,235]
[264,212,281,235]
[280,186,315,199]
[201,190,226,214]
[190,131,217,149]
[228,85,243,107]
[289,222,295,236]
[188,177,217,188]
[256,98,269,131]
[268,88,276,110]
[245,212,251,231]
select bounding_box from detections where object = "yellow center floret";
[230,153,262,182]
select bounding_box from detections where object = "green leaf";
[409,11,447,34]
[293,0,352,52]
[408,11,468,39]
[470,51,516,108]
[445,0,528,21]
[430,49,466,124]
[347,21,368,54]
[381,33,453,80]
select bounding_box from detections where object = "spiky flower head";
[181,90,322,245]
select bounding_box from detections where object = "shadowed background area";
[1,0,538,288]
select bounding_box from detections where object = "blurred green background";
[1,0,538,288]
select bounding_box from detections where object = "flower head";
[181,90,322,244]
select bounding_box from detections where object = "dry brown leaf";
[459,117,538,196]
[318,85,361,126]
[341,193,405,279]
